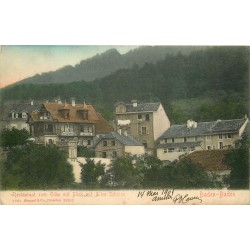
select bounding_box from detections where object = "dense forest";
[1,46,249,123]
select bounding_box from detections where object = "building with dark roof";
[115,100,170,155]
[28,99,114,147]
[1,101,42,131]
[157,118,248,161]
[94,131,145,159]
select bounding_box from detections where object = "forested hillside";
[1,46,248,123]
[11,46,201,85]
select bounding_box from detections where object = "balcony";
[39,116,54,121]
[60,131,77,136]
[79,132,93,136]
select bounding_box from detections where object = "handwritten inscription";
[137,189,202,204]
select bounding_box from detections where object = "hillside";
[11,46,204,85]
[1,46,248,123]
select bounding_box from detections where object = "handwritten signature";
[137,189,202,204]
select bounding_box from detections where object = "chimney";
[46,100,49,103]
[124,130,128,136]
[187,120,192,128]
[132,100,138,107]
[71,98,76,107]
[30,100,34,106]
[58,98,62,104]
[187,120,197,128]
[118,129,122,135]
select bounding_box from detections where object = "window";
[182,147,188,152]
[206,135,211,141]
[138,114,142,119]
[113,151,117,158]
[171,138,175,143]
[207,145,211,150]
[103,140,107,147]
[219,142,224,149]
[219,134,223,139]
[87,140,91,145]
[164,139,168,143]
[111,140,115,146]
[194,136,198,141]
[102,152,107,158]
[22,112,27,119]
[142,127,147,135]
[184,137,187,142]
[168,148,175,153]
[227,134,232,139]
[83,111,88,120]
[145,114,150,121]
[143,142,148,149]
[163,148,168,153]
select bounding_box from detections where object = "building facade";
[115,100,170,155]
[1,101,41,131]
[28,99,114,147]
[94,131,145,159]
[157,118,248,161]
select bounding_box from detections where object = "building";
[94,131,145,159]
[157,118,248,161]
[184,150,231,185]
[115,100,170,155]
[1,101,41,131]
[28,99,114,147]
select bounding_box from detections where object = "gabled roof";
[29,102,114,134]
[97,132,143,146]
[124,102,161,113]
[157,141,201,149]
[2,103,42,120]
[159,119,247,139]
[95,112,114,134]
[40,102,98,123]
[184,150,231,171]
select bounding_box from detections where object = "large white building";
[157,118,249,161]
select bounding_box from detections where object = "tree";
[225,136,249,189]
[77,146,95,158]
[137,156,164,188]
[103,154,144,189]
[80,158,105,188]
[1,144,74,189]
[0,128,29,147]
[166,159,218,189]
[101,154,218,189]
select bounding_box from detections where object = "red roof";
[184,150,231,171]
[30,102,114,134]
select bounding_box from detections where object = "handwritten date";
[137,189,202,204]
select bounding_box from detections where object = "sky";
[0,45,139,89]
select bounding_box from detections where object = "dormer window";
[115,103,126,114]
[22,112,27,119]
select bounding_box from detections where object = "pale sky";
[0,45,139,88]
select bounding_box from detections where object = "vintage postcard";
[0,45,249,205]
